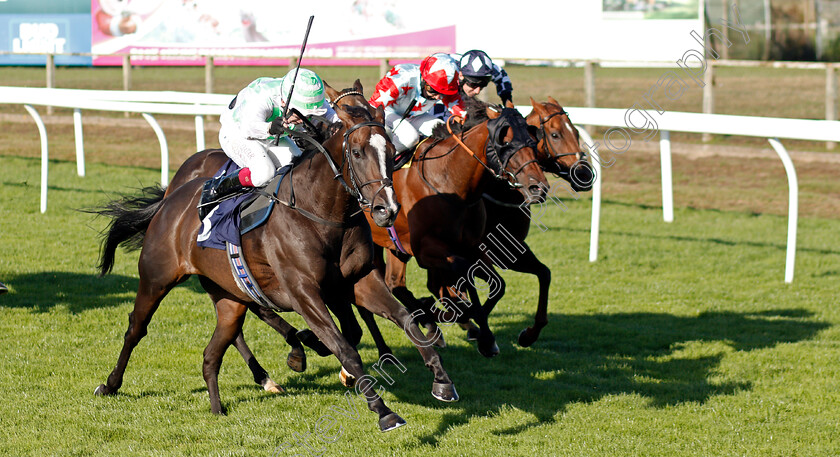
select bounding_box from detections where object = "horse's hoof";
[378,412,407,432]
[262,379,284,394]
[478,340,500,358]
[94,384,113,396]
[297,329,332,357]
[339,366,356,388]
[517,328,538,347]
[431,382,459,402]
[286,353,306,373]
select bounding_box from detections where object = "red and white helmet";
[420,54,460,95]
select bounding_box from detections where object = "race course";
[1,65,839,456]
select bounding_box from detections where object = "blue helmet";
[459,50,494,83]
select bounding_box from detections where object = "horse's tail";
[88,184,167,277]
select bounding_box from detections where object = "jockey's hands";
[268,117,286,135]
[499,91,513,106]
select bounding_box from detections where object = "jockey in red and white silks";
[369,54,467,153]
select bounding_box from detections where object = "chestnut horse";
[454,97,596,347]
[90,99,458,431]
[365,99,550,358]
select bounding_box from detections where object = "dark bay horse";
[365,99,550,358]
[460,97,596,347]
[90,99,458,431]
[158,80,389,392]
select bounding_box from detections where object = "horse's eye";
[352,148,362,159]
[551,132,560,139]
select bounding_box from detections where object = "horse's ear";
[504,100,515,109]
[335,105,353,126]
[486,106,502,119]
[353,79,364,93]
[376,104,386,123]
[530,97,548,119]
[324,80,340,102]
[547,95,560,106]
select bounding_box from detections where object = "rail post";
[702,61,715,142]
[827,64,837,150]
[46,53,55,115]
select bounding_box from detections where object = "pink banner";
[91,0,455,66]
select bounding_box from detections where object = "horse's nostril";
[373,205,388,216]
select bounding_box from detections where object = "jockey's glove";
[499,91,512,106]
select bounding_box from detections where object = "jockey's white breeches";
[219,126,302,187]
[384,111,443,153]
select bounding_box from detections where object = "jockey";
[369,53,467,156]
[452,49,513,105]
[198,68,340,219]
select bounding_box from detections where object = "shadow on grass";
[371,308,829,447]
[0,272,207,313]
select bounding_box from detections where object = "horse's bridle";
[445,108,539,189]
[340,120,393,208]
[536,109,586,176]
[329,90,364,108]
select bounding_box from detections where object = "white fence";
[3,87,840,283]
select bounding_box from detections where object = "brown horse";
[158,80,388,391]
[456,97,596,347]
[90,98,458,431]
[366,99,550,358]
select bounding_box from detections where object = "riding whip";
[281,15,315,124]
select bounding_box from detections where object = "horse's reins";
[445,113,534,188]
[263,116,390,227]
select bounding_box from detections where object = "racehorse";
[90,96,458,431]
[365,98,550,358]
[158,80,390,391]
[457,97,596,347]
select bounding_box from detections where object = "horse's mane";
[430,96,493,139]
[338,104,374,122]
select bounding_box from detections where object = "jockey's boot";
[0,281,7,295]
[197,170,249,219]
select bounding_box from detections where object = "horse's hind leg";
[246,303,308,373]
[357,307,393,358]
[94,277,175,396]
[203,297,248,415]
[230,331,283,393]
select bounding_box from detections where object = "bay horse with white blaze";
[90,97,458,431]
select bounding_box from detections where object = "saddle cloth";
[196,160,290,250]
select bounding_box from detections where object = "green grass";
[1,152,839,456]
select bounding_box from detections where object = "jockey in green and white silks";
[218,68,340,188]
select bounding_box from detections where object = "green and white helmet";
[280,68,327,116]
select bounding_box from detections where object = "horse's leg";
[294,287,405,432]
[457,263,507,341]
[353,270,458,403]
[505,246,551,347]
[463,279,500,358]
[203,297,249,415]
[384,250,445,348]
[245,303,308,373]
[230,331,278,391]
[326,302,365,389]
[94,277,175,396]
[357,307,393,358]
[327,302,363,348]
